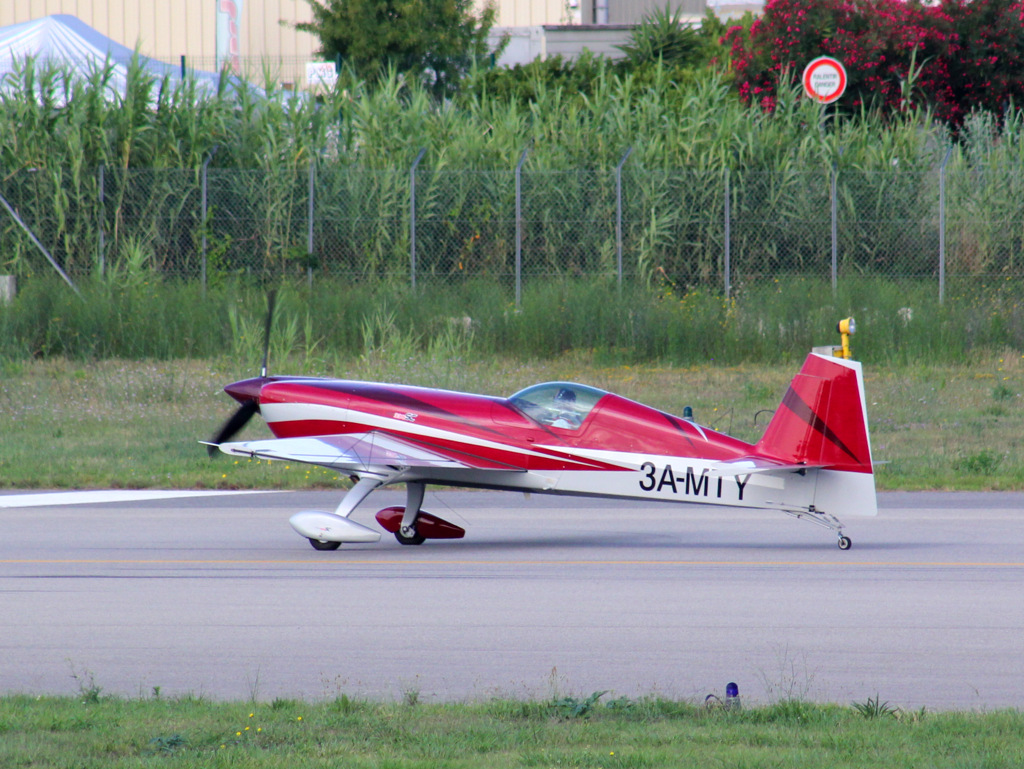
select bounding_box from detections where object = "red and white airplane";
[208,315,875,551]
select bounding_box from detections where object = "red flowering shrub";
[725,0,1024,127]
[939,0,1024,125]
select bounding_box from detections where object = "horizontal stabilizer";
[710,458,827,478]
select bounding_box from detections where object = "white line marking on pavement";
[0,490,276,508]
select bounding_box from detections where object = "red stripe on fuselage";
[255,379,757,472]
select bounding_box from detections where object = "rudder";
[756,353,873,474]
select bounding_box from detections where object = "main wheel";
[309,538,341,551]
[837,536,852,551]
[395,525,426,546]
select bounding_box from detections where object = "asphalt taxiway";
[1,489,1022,709]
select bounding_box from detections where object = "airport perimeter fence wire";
[0,162,1022,302]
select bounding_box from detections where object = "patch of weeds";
[0,358,25,377]
[147,734,188,755]
[402,688,421,707]
[47,715,91,733]
[758,645,817,702]
[992,384,1015,402]
[743,381,776,403]
[852,694,899,719]
[755,699,816,724]
[605,695,637,712]
[552,690,607,719]
[219,711,267,749]
[67,662,102,704]
[952,450,1003,475]
[330,694,360,715]
[270,698,301,711]
[896,706,928,723]
[246,666,262,702]
[484,699,550,720]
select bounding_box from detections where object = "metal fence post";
[831,164,838,296]
[724,168,731,300]
[615,147,632,288]
[515,146,529,309]
[201,147,218,291]
[939,146,952,305]
[410,147,427,290]
[98,165,105,278]
[307,160,315,288]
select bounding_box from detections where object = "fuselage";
[228,376,817,511]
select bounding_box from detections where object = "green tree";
[297,0,500,97]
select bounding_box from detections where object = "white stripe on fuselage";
[260,401,620,470]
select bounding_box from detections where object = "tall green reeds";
[0,57,1022,290]
[2,276,1020,365]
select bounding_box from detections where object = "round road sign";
[802,57,847,104]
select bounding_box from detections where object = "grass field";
[2,295,1022,761]
[0,349,1021,490]
[2,693,1022,768]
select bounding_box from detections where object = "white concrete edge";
[0,490,277,508]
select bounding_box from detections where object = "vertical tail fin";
[756,353,873,474]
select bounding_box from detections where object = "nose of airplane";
[224,376,268,405]
[208,377,270,456]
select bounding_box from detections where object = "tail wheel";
[396,525,425,546]
[838,536,852,551]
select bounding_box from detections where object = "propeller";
[207,400,259,456]
[207,290,277,457]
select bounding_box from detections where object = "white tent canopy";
[0,14,234,99]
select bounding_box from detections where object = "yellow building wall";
[0,1,321,63]
[495,0,570,27]
[0,0,573,58]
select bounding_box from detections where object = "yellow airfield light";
[837,317,855,359]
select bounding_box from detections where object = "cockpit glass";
[507,382,607,430]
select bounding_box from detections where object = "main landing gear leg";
[786,506,852,551]
[334,476,384,518]
[396,482,426,546]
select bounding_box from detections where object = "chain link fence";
[2,160,1023,301]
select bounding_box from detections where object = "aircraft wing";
[213,431,525,473]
